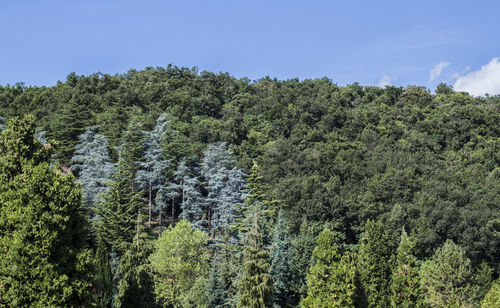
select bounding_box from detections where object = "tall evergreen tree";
[389,229,422,307]
[0,115,92,306]
[118,117,146,189]
[95,161,143,257]
[176,157,203,223]
[481,277,500,308]
[357,220,394,307]
[94,235,113,308]
[135,114,171,227]
[419,240,474,307]
[72,126,115,215]
[206,256,227,308]
[114,213,157,308]
[302,228,357,308]
[201,142,247,237]
[237,212,273,308]
[270,212,298,308]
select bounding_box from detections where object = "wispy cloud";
[378,75,391,87]
[454,58,500,96]
[429,61,450,81]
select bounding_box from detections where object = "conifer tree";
[51,94,92,162]
[95,161,143,257]
[270,212,299,308]
[302,228,357,308]
[206,256,227,308]
[176,157,203,223]
[135,114,171,227]
[198,143,247,238]
[0,115,92,306]
[118,117,146,189]
[389,229,422,307]
[419,240,474,307]
[72,127,115,215]
[357,220,394,307]
[94,235,113,308]
[114,213,157,308]
[237,211,273,308]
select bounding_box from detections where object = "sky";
[1,0,499,95]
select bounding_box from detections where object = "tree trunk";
[148,180,152,228]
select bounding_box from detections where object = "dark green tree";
[95,161,143,257]
[114,213,157,308]
[206,256,227,308]
[238,212,274,308]
[270,212,298,307]
[357,220,394,307]
[0,115,92,306]
[94,235,113,308]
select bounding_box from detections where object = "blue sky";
[1,0,499,95]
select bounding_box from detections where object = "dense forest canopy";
[0,66,499,307]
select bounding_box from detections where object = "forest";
[0,66,499,307]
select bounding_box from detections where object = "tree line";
[0,66,499,307]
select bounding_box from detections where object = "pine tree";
[94,235,113,308]
[0,115,92,306]
[357,220,394,307]
[50,94,92,163]
[114,213,157,308]
[72,127,115,216]
[237,212,273,308]
[302,228,357,308]
[206,256,227,308]
[135,114,171,227]
[95,161,143,257]
[118,117,146,189]
[389,229,422,307]
[419,240,474,307]
[270,212,299,308]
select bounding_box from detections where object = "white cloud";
[378,75,391,87]
[454,58,500,96]
[429,61,450,81]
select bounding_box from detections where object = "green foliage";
[481,277,500,308]
[94,236,113,308]
[238,213,274,308]
[206,256,227,308]
[419,240,474,307]
[0,115,92,306]
[357,220,394,307]
[182,276,208,308]
[150,220,209,307]
[302,228,357,308]
[270,212,299,307]
[390,229,422,307]
[114,215,157,308]
[94,161,143,257]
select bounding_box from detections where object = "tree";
[118,117,146,189]
[481,277,500,308]
[237,212,273,308]
[419,240,474,307]
[270,212,299,307]
[357,220,394,307]
[114,213,157,308]
[94,235,113,308]
[135,114,171,227]
[176,157,203,224]
[201,142,247,237]
[0,115,92,306]
[71,126,115,216]
[150,220,209,307]
[94,161,143,257]
[182,276,208,308]
[206,256,226,308]
[302,228,357,308]
[389,229,422,307]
